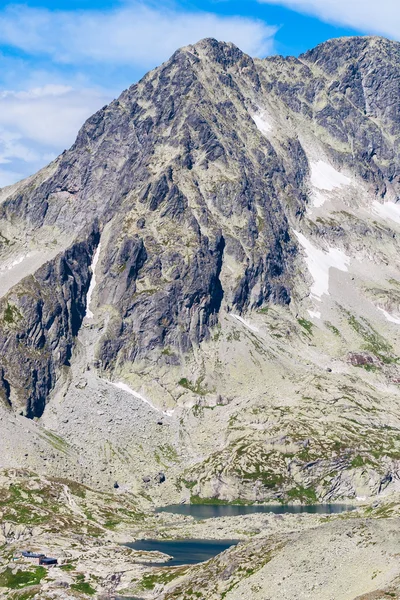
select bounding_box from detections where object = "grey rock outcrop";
[0,226,98,417]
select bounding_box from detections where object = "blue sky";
[0,0,397,186]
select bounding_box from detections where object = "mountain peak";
[300,35,400,72]
[180,37,246,67]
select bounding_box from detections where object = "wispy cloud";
[0,3,277,67]
[0,83,111,186]
[0,85,110,147]
[0,1,277,187]
[258,0,400,39]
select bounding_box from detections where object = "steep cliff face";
[2,36,400,503]
[0,227,98,417]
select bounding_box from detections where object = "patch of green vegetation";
[158,444,179,462]
[227,329,241,342]
[190,495,251,506]
[0,567,46,589]
[141,568,187,590]
[59,563,75,572]
[388,278,400,288]
[83,509,95,521]
[178,377,209,396]
[228,414,238,427]
[161,347,174,356]
[350,455,365,468]
[42,431,69,454]
[0,232,10,245]
[325,321,340,336]
[297,318,313,335]
[180,478,196,490]
[346,312,397,363]
[0,484,50,525]
[71,574,96,596]
[240,469,285,489]
[354,363,380,372]
[191,403,204,417]
[315,216,340,228]
[258,307,269,314]
[4,303,23,325]
[8,590,39,600]
[51,478,86,498]
[287,486,318,504]
[133,288,158,298]
[104,520,121,529]
[213,324,222,342]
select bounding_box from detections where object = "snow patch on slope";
[372,201,400,225]
[308,310,321,320]
[310,161,351,191]
[108,381,174,416]
[0,253,31,272]
[252,110,272,136]
[378,307,400,325]
[85,242,101,320]
[294,231,350,301]
[310,160,351,208]
[230,313,259,333]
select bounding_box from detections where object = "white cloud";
[258,0,400,39]
[0,83,111,186]
[0,130,38,164]
[0,4,276,67]
[0,84,110,147]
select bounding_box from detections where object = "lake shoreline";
[155,503,357,519]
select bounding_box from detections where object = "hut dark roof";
[22,551,45,558]
[39,557,58,565]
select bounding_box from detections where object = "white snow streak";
[311,191,326,209]
[378,307,400,325]
[372,201,400,225]
[230,313,259,333]
[0,253,31,273]
[294,231,350,301]
[252,111,272,136]
[308,310,321,320]
[108,381,174,416]
[310,161,350,208]
[85,242,101,320]
[310,161,351,191]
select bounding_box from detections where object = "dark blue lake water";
[156,503,355,519]
[126,539,238,567]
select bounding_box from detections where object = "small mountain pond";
[126,539,238,567]
[156,503,355,519]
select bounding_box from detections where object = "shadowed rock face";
[0,227,99,417]
[299,37,400,193]
[0,35,399,417]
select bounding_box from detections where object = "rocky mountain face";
[1,36,400,504]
